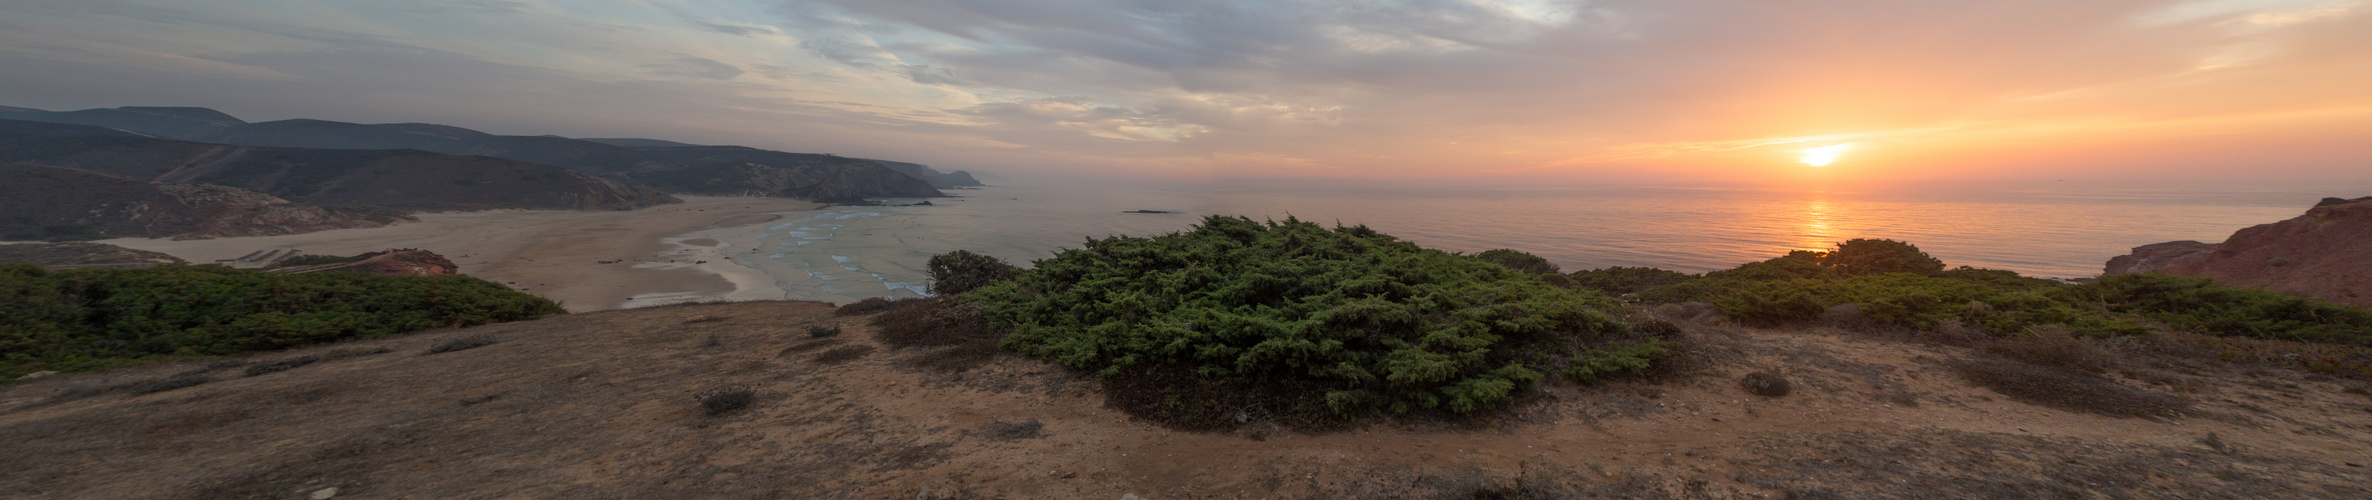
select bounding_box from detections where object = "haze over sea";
[733,181,2342,304]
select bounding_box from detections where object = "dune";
[98,196,824,312]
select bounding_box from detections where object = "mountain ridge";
[2,105,979,201]
[0,119,681,215]
[0,162,387,240]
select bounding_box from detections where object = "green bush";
[268,254,364,268]
[0,263,563,379]
[2074,273,2372,345]
[1566,266,1695,296]
[1687,260,2371,344]
[1474,249,1559,275]
[1564,339,1674,383]
[926,249,1023,295]
[1818,238,1944,276]
[970,216,1634,419]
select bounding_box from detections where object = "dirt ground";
[5,301,2369,499]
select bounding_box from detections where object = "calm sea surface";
[730,181,2356,303]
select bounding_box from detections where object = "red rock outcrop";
[2104,196,2372,308]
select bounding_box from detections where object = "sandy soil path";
[98,196,823,312]
[5,301,2368,499]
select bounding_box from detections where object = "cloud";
[644,55,746,80]
[1,0,2366,183]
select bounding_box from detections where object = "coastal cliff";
[2105,196,2372,308]
[2,106,951,203]
[0,119,681,213]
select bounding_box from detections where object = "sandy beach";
[99,196,824,312]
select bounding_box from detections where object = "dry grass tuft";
[1980,325,2120,373]
[426,335,498,354]
[695,386,755,416]
[243,355,322,376]
[1951,358,2186,418]
[1740,371,1792,397]
[806,324,842,338]
[907,342,1002,373]
[870,296,997,348]
[125,374,214,395]
[811,345,875,365]
[833,297,899,316]
[1099,365,1351,432]
[320,346,393,360]
[980,419,1043,439]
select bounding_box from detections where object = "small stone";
[1063,471,1077,479]
[2348,462,2363,467]
[1121,495,1145,500]
[310,487,339,499]
[17,371,58,380]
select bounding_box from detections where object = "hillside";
[2108,196,2372,308]
[3,300,2366,498]
[624,146,943,201]
[868,158,986,188]
[0,105,243,138]
[0,120,679,212]
[1,106,956,202]
[0,163,383,240]
[0,242,185,269]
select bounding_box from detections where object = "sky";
[3,0,2368,186]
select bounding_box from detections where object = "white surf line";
[624,214,801,309]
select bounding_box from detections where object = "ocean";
[727,181,2354,304]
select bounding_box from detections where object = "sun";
[1798,143,1853,166]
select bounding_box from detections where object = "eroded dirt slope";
[4,301,2369,499]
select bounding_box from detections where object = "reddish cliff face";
[2105,196,2372,308]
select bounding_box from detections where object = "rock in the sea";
[2104,196,2372,308]
[2103,240,2217,275]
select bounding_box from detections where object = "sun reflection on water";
[1798,196,1836,251]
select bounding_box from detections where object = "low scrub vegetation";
[1,264,564,379]
[966,215,1643,423]
[806,324,843,338]
[1593,240,2372,351]
[1474,248,1560,275]
[913,230,2372,430]
[869,296,994,348]
[1566,266,1695,297]
[267,254,365,268]
[925,250,1022,295]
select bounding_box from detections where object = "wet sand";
[99,197,823,312]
